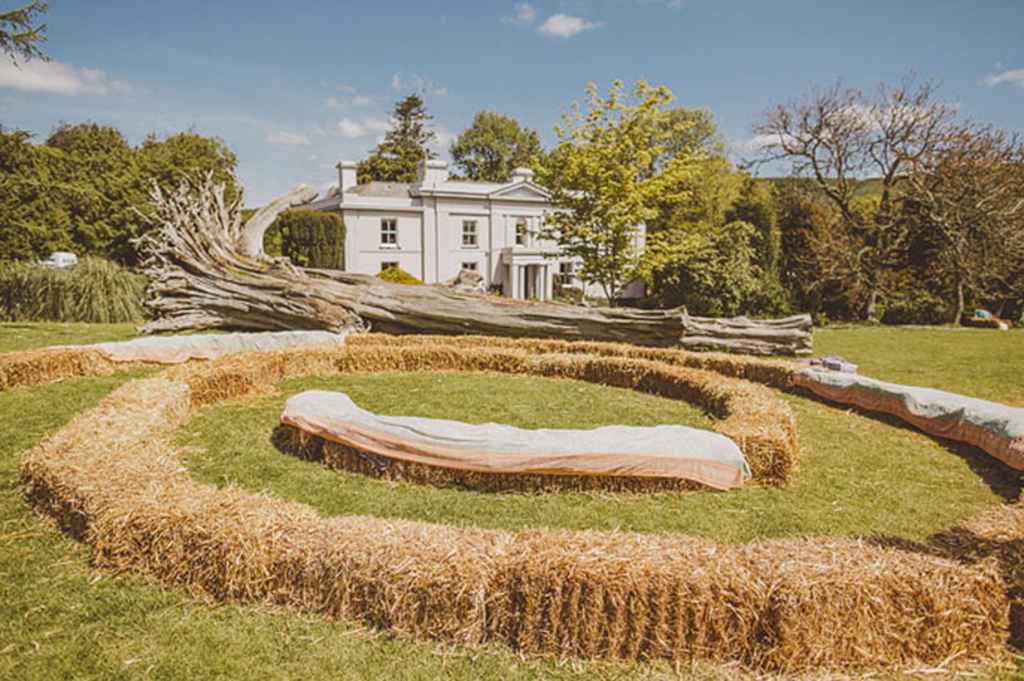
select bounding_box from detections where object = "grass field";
[1,322,1022,680]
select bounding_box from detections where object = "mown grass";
[180,367,1017,542]
[1,323,1022,679]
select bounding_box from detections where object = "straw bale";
[15,342,1012,673]
[346,333,800,390]
[275,426,708,494]
[0,347,117,390]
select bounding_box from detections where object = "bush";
[377,266,422,285]
[881,288,951,326]
[274,209,345,269]
[0,257,147,323]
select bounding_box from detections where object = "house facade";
[305,159,645,301]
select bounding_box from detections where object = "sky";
[1,0,1022,206]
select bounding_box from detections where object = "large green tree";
[536,80,701,304]
[449,111,542,182]
[0,123,239,265]
[0,1,47,63]
[357,95,436,184]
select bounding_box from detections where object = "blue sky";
[1,1,1022,206]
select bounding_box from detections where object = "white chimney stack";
[337,161,358,198]
[512,167,534,183]
[416,159,449,187]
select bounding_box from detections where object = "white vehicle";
[40,251,79,269]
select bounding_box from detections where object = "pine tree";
[357,95,437,183]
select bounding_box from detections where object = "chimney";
[512,167,534,183]
[416,159,449,188]
[336,161,358,198]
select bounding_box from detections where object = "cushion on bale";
[794,367,1024,470]
[64,330,347,364]
[281,390,752,490]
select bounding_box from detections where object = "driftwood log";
[137,176,813,355]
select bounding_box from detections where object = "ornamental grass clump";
[0,257,147,323]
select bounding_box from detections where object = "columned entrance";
[502,249,556,301]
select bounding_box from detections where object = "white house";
[305,159,645,301]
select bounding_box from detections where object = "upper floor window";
[515,218,528,246]
[380,218,398,247]
[462,220,478,248]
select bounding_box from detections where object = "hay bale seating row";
[19,350,1009,673]
[167,345,798,485]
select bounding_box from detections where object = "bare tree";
[0,1,48,64]
[755,77,956,319]
[902,124,1024,322]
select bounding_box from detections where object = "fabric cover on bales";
[795,367,1024,470]
[69,330,347,364]
[282,390,752,490]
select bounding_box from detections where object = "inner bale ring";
[194,341,799,491]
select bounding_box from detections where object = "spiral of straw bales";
[6,334,1018,673]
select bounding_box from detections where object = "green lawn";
[1,322,1021,680]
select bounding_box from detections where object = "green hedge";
[273,209,346,269]
[0,257,147,323]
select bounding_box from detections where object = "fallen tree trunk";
[137,176,813,355]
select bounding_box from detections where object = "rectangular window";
[559,261,574,275]
[380,218,398,247]
[515,218,528,246]
[380,261,399,272]
[461,261,478,272]
[461,220,478,247]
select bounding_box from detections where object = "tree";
[536,80,701,304]
[357,95,436,183]
[902,124,1024,322]
[755,77,956,319]
[137,130,239,206]
[275,209,346,269]
[0,1,47,63]
[449,111,542,182]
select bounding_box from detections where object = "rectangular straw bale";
[0,347,116,390]
[739,539,1009,672]
[91,480,512,644]
[491,529,771,663]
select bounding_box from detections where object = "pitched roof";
[347,181,414,198]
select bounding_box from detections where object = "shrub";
[0,257,147,323]
[274,209,345,269]
[881,288,950,326]
[377,266,422,285]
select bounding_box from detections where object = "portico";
[502,247,556,301]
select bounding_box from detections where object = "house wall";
[343,208,426,279]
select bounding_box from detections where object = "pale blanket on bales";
[281,390,752,490]
[795,368,1024,470]
[63,330,347,364]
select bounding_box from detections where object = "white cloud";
[266,130,310,146]
[391,72,447,96]
[537,14,601,38]
[0,58,130,96]
[336,116,391,139]
[981,69,1024,88]
[503,3,537,25]
[353,94,371,106]
[325,96,341,109]
[336,84,357,93]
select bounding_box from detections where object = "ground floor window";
[380,261,399,272]
[461,261,478,272]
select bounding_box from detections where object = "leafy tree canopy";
[450,111,542,182]
[357,94,437,184]
[0,123,239,265]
